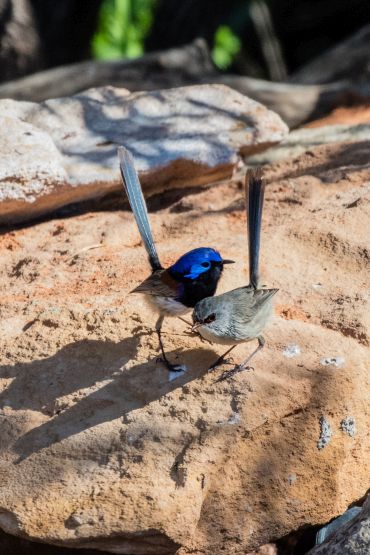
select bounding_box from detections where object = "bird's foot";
[156,357,186,373]
[208,356,235,372]
[216,364,254,382]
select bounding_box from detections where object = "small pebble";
[312,283,323,290]
[283,344,301,358]
[340,416,356,437]
[320,356,345,368]
[168,365,187,381]
[228,412,241,424]
[317,416,332,450]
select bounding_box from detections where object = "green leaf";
[92,0,156,60]
[212,25,241,69]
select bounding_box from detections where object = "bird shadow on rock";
[0,337,216,462]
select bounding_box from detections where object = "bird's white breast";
[145,295,190,317]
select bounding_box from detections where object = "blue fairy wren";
[192,168,278,380]
[118,147,234,372]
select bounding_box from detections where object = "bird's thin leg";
[155,316,185,372]
[237,336,265,371]
[217,336,265,382]
[208,345,236,371]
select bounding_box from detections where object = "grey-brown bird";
[192,168,278,380]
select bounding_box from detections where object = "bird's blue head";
[168,247,234,308]
[169,247,233,280]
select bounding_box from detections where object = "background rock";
[0,121,368,553]
[0,84,288,225]
[308,495,370,554]
[290,24,370,85]
[246,122,370,165]
[0,0,41,81]
[2,42,369,128]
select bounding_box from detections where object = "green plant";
[212,25,241,69]
[92,0,156,59]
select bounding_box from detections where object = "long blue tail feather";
[246,168,265,289]
[118,147,162,272]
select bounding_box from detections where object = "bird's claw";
[216,364,254,382]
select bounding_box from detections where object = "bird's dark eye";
[201,261,211,269]
[204,313,216,324]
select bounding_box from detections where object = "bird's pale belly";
[198,325,247,345]
[145,295,190,317]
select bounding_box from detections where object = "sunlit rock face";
[0,84,287,224]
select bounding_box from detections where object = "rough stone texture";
[246,122,370,165]
[247,545,277,555]
[304,106,370,128]
[0,84,288,224]
[0,126,369,553]
[308,495,370,554]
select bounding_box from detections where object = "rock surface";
[308,495,370,554]
[0,119,369,554]
[0,84,288,224]
[304,105,370,128]
[246,122,370,165]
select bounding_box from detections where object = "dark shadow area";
[276,523,321,554]
[0,338,216,461]
[0,181,214,235]
[0,337,140,415]
[0,528,107,555]
[0,526,180,555]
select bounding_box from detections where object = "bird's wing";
[131,269,180,299]
[251,288,278,310]
[226,286,278,322]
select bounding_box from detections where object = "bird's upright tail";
[118,147,162,272]
[246,167,265,289]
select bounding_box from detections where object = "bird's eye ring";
[201,261,211,269]
[204,313,216,324]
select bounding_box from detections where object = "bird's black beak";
[222,259,235,265]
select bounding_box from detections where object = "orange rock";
[0,120,368,554]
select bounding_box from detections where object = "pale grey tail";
[246,168,265,289]
[118,147,162,272]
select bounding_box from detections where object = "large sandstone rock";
[0,84,287,224]
[0,129,368,553]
